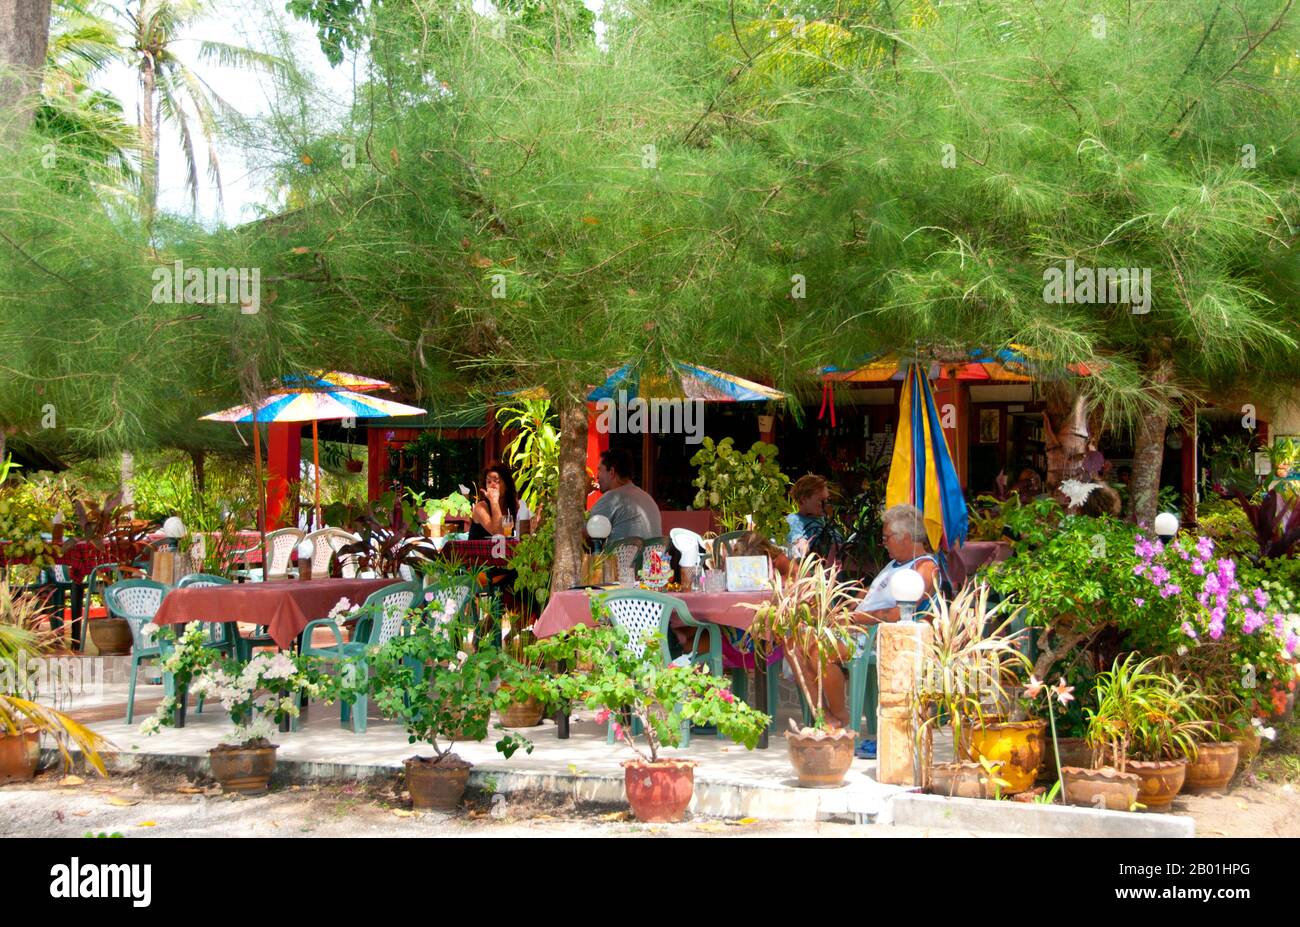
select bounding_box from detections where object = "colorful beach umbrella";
[820,346,1101,383]
[278,369,391,392]
[203,386,425,531]
[885,363,969,551]
[589,361,785,403]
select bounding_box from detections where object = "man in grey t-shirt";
[587,448,662,541]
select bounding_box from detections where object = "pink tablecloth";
[153,578,400,649]
[533,588,772,638]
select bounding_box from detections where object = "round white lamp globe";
[162,516,186,539]
[1153,511,1180,541]
[587,515,612,540]
[889,567,927,623]
[297,539,315,561]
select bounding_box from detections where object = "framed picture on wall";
[979,408,1000,444]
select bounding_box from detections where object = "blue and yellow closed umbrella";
[885,363,968,550]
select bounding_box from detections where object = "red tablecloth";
[0,539,140,583]
[437,538,518,567]
[534,588,772,639]
[153,578,400,649]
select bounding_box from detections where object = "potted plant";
[1076,654,1210,812]
[495,623,550,728]
[529,623,768,821]
[0,582,111,782]
[360,611,531,811]
[689,437,791,540]
[140,621,219,728]
[744,555,862,788]
[144,649,327,794]
[912,583,1041,796]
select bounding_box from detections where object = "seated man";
[585,448,662,542]
[785,503,941,756]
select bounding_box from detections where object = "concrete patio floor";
[69,677,911,823]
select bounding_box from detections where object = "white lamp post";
[587,514,612,553]
[1154,511,1180,543]
[889,567,926,623]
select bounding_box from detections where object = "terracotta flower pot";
[622,759,696,822]
[786,726,856,788]
[499,695,546,729]
[88,617,133,655]
[963,719,1046,794]
[209,743,278,795]
[405,754,471,810]
[0,730,41,784]
[1061,766,1140,811]
[1184,742,1240,793]
[1127,758,1187,811]
[1234,730,1262,764]
[1039,736,1092,782]
[929,761,997,799]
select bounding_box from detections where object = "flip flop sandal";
[854,739,877,759]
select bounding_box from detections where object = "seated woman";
[786,474,829,553]
[785,504,940,754]
[468,464,533,539]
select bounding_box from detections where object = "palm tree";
[119,0,286,226]
[36,0,138,193]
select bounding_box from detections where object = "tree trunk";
[0,0,52,143]
[1129,355,1174,528]
[120,450,135,516]
[190,448,206,494]
[139,56,159,228]
[1041,388,1090,490]
[549,400,588,596]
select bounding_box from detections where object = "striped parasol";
[885,363,969,551]
[203,380,424,532]
[589,361,785,402]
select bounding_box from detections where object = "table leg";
[753,662,769,750]
[71,583,86,652]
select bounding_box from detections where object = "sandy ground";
[2,761,1295,837]
[0,767,1011,838]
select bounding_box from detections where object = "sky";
[93,0,605,228]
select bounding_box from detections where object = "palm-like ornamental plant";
[744,554,863,732]
[1086,654,1212,772]
[912,582,1030,754]
[0,583,110,776]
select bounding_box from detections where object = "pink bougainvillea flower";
[1181,622,1198,639]
[1159,584,1180,598]
[1254,588,1270,609]
[1024,675,1045,699]
[594,708,611,725]
[718,688,735,703]
[612,722,624,740]
[1053,680,1075,706]
[1133,598,1145,608]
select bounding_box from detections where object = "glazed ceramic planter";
[498,689,546,729]
[1184,742,1240,793]
[622,759,696,822]
[1127,758,1187,811]
[963,719,1046,794]
[1039,736,1092,782]
[929,761,997,799]
[208,743,277,795]
[1061,766,1140,811]
[0,731,41,784]
[786,727,856,788]
[88,618,133,655]
[405,755,472,810]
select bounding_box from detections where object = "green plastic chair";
[595,589,725,746]
[799,624,879,743]
[174,573,250,659]
[711,530,747,566]
[104,580,173,724]
[602,537,642,584]
[299,581,420,733]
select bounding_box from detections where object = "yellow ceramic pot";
[964,720,1047,794]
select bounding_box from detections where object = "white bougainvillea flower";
[1059,479,1102,509]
